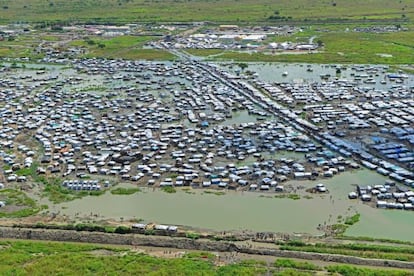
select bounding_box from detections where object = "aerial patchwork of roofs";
[163,25,320,52]
[157,24,408,54]
[0,52,413,214]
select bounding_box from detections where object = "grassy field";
[69,35,175,60]
[0,189,42,218]
[0,35,44,59]
[0,33,174,60]
[0,240,267,275]
[0,239,412,275]
[110,187,141,195]
[0,0,412,23]
[279,240,414,262]
[35,176,105,204]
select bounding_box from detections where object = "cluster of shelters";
[162,25,314,52]
[62,180,102,191]
[352,25,408,33]
[320,132,413,186]
[167,35,317,52]
[349,183,414,211]
[0,24,29,40]
[132,223,178,233]
[0,58,358,194]
[251,65,414,172]
[61,24,139,37]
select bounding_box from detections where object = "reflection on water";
[56,169,414,241]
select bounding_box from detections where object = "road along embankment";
[0,226,414,270]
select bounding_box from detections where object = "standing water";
[56,169,414,241]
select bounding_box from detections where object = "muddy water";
[222,110,271,126]
[346,205,414,242]
[236,63,414,89]
[58,187,335,234]
[55,169,414,240]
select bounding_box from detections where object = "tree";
[237,63,248,71]
[316,39,324,47]
[115,226,131,234]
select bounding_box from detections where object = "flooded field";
[56,169,414,241]
[244,63,414,89]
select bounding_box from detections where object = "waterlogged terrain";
[1,60,412,243]
[230,62,414,88]
[346,206,414,242]
[56,169,414,241]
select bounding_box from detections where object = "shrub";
[114,226,131,234]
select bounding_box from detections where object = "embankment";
[0,226,413,270]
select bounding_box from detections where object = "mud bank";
[0,226,413,270]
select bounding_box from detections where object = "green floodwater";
[56,169,414,241]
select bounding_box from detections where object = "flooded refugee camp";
[0,53,413,241]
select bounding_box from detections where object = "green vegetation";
[185,232,201,240]
[0,189,42,218]
[15,162,38,177]
[287,194,300,200]
[331,223,349,235]
[168,173,179,179]
[186,49,225,58]
[328,213,361,235]
[274,269,314,276]
[110,187,141,195]
[0,240,267,275]
[114,226,132,234]
[337,236,414,246]
[326,265,411,276]
[0,36,44,59]
[187,29,414,65]
[344,213,360,225]
[0,240,412,275]
[71,35,175,60]
[279,241,414,262]
[183,251,216,260]
[182,188,196,194]
[27,222,117,233]
[203,190,225,196]
[38,176,105,204]
[274,258,321,271]
[213,45,413,64]
[77,85,107,92]
[161,186,176,194]
[216,260,267,275]
[0,0,412,23]
[274,194,301,200]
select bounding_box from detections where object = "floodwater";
[56,169,414,241]
[10,62,412,240]
[346,206,414,242]
[222,110,269,126]
[230,63,414,89]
